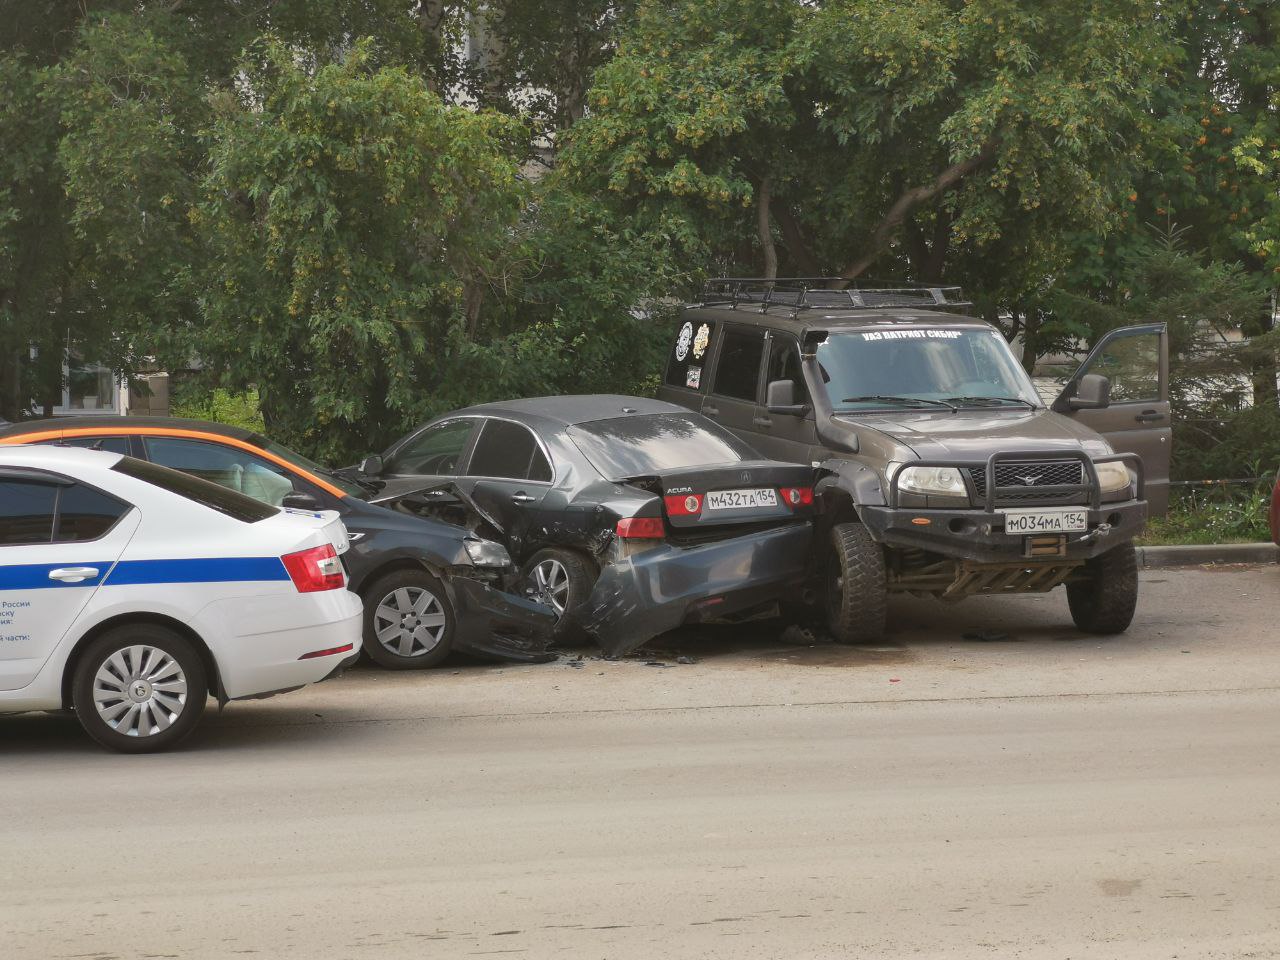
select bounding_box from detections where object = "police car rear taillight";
[282,543,345,592]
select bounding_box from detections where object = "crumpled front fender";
[449,576,558,663]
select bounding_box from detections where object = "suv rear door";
[702,324,767,443]
[1050,323,1171,515]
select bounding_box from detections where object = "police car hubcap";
[92,645,188,738]
[374,587,447,657]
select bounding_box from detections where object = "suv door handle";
[48,567,99,583]
[511,493,536,505]
[703,404,719,417]
[753,415,773,427]
[1135,410,1166,423]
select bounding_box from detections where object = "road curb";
[1137,542,1279,568]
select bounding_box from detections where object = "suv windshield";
[569,413,758,480]
[818,328,1040,411]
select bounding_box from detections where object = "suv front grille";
[967,461,1088,506]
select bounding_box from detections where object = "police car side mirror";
[1066,373,1112,410]
[359,454,384,476]
[282,492,320,510]
[766,379,809,416]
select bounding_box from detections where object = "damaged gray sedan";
[354,396,819,657]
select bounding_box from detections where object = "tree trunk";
[833,140,997,287]
[756,178,777,280]
[772,202,820,276]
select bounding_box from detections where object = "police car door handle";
[48,567,99,583]
[511,492,536,505]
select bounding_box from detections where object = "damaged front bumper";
[449,576,559,663]
[578,522,814,658]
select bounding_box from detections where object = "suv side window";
[466,419,552,481]
[711,327,766,402]
[142,437,299,507]
[765,335,808,403]
[664,318,717,392]
[0,479,60,545]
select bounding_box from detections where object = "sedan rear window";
[568,414,759,480]
[111,456,277,523]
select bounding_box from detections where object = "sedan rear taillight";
[664,493,703,517]
[779,486,814,507]
[282,543,345,592]
[616,517,665,539]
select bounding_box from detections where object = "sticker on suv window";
[686,366,702,389]
[675,322,694,361]
[861,330,963,341]
[692,323,711,359]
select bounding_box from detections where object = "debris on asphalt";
[962,629,1013,642]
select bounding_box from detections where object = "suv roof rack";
[699,278,971,316]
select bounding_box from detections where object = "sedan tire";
[522,548,597,641]
[72,624,208,754]
[363,569,455,669]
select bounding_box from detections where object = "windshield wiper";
[841,395,958,412]
[945,396,1038,410]
[323,467,383,493]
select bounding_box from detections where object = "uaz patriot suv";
[658,279,1172,642]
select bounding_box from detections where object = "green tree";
[562,0,1172,305]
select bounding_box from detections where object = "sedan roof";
[0,415,258,441]
[456,395,687,428]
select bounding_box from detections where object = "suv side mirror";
[1067,373,1112,410]
[766,379,809,416]
[358,454,384,476]
[282,492,320,511]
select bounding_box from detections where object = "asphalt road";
[2,564,1278,959]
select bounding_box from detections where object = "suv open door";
[1048,323,1171,515]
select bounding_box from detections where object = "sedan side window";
[385,420,474,475]
[711,328,766,401]
[142,437,298,507]
[0,479,59,545]
[53,484,130,542]
[466,419,551,481]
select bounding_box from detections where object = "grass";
[1135,485,1272,546]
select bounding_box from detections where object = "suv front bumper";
[859,498,1147,563]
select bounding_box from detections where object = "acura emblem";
[740,471,752,484]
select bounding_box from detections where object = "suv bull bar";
[887,450,1145,511]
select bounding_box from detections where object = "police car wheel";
[71,625,208,754]
[363,570,454,669]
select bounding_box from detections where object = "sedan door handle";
[48,566,99,583]
[511,493,536,505]
[753,416,773,427]
[1135,410,1166,423]
[703,405,719,417]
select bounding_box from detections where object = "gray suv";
[657,279,1171,643]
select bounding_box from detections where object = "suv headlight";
[896,465,968,498]
[463,537,513,568]
[1094,461,1132,494]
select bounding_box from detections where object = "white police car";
[0,445,362,752]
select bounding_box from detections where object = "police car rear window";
[112,456,277,523]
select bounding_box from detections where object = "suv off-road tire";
[825,522,888,644]
[522,547,598,642]
[1066,541,1139,634]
